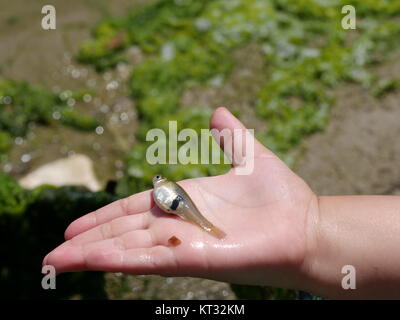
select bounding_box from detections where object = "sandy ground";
[295,57,400,196]
[0,0,142,183]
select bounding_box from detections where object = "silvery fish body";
[152,175,226,239]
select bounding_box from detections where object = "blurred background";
[1,0,400,299]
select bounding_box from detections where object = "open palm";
[44,107,317,289]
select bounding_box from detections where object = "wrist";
[300,195,400,299]
[294,193,325,295]
[299,196,362,298]
[298,195,344,298]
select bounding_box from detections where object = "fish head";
[152,174,167,187]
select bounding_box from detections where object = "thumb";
[210,107,275,167]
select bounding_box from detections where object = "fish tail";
[183,207,226,239]
[208,224,226,239]
[199,220,226,239]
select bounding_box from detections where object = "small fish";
[152,175,226,239]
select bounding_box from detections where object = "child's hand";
[43,107,318,290]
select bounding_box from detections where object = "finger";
[64,190,153,240]
[44,238,177,275]
[68,212,152,245]
[44,238,125,273]
[210,107,274,161]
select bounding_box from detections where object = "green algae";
[0,78,99,160]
